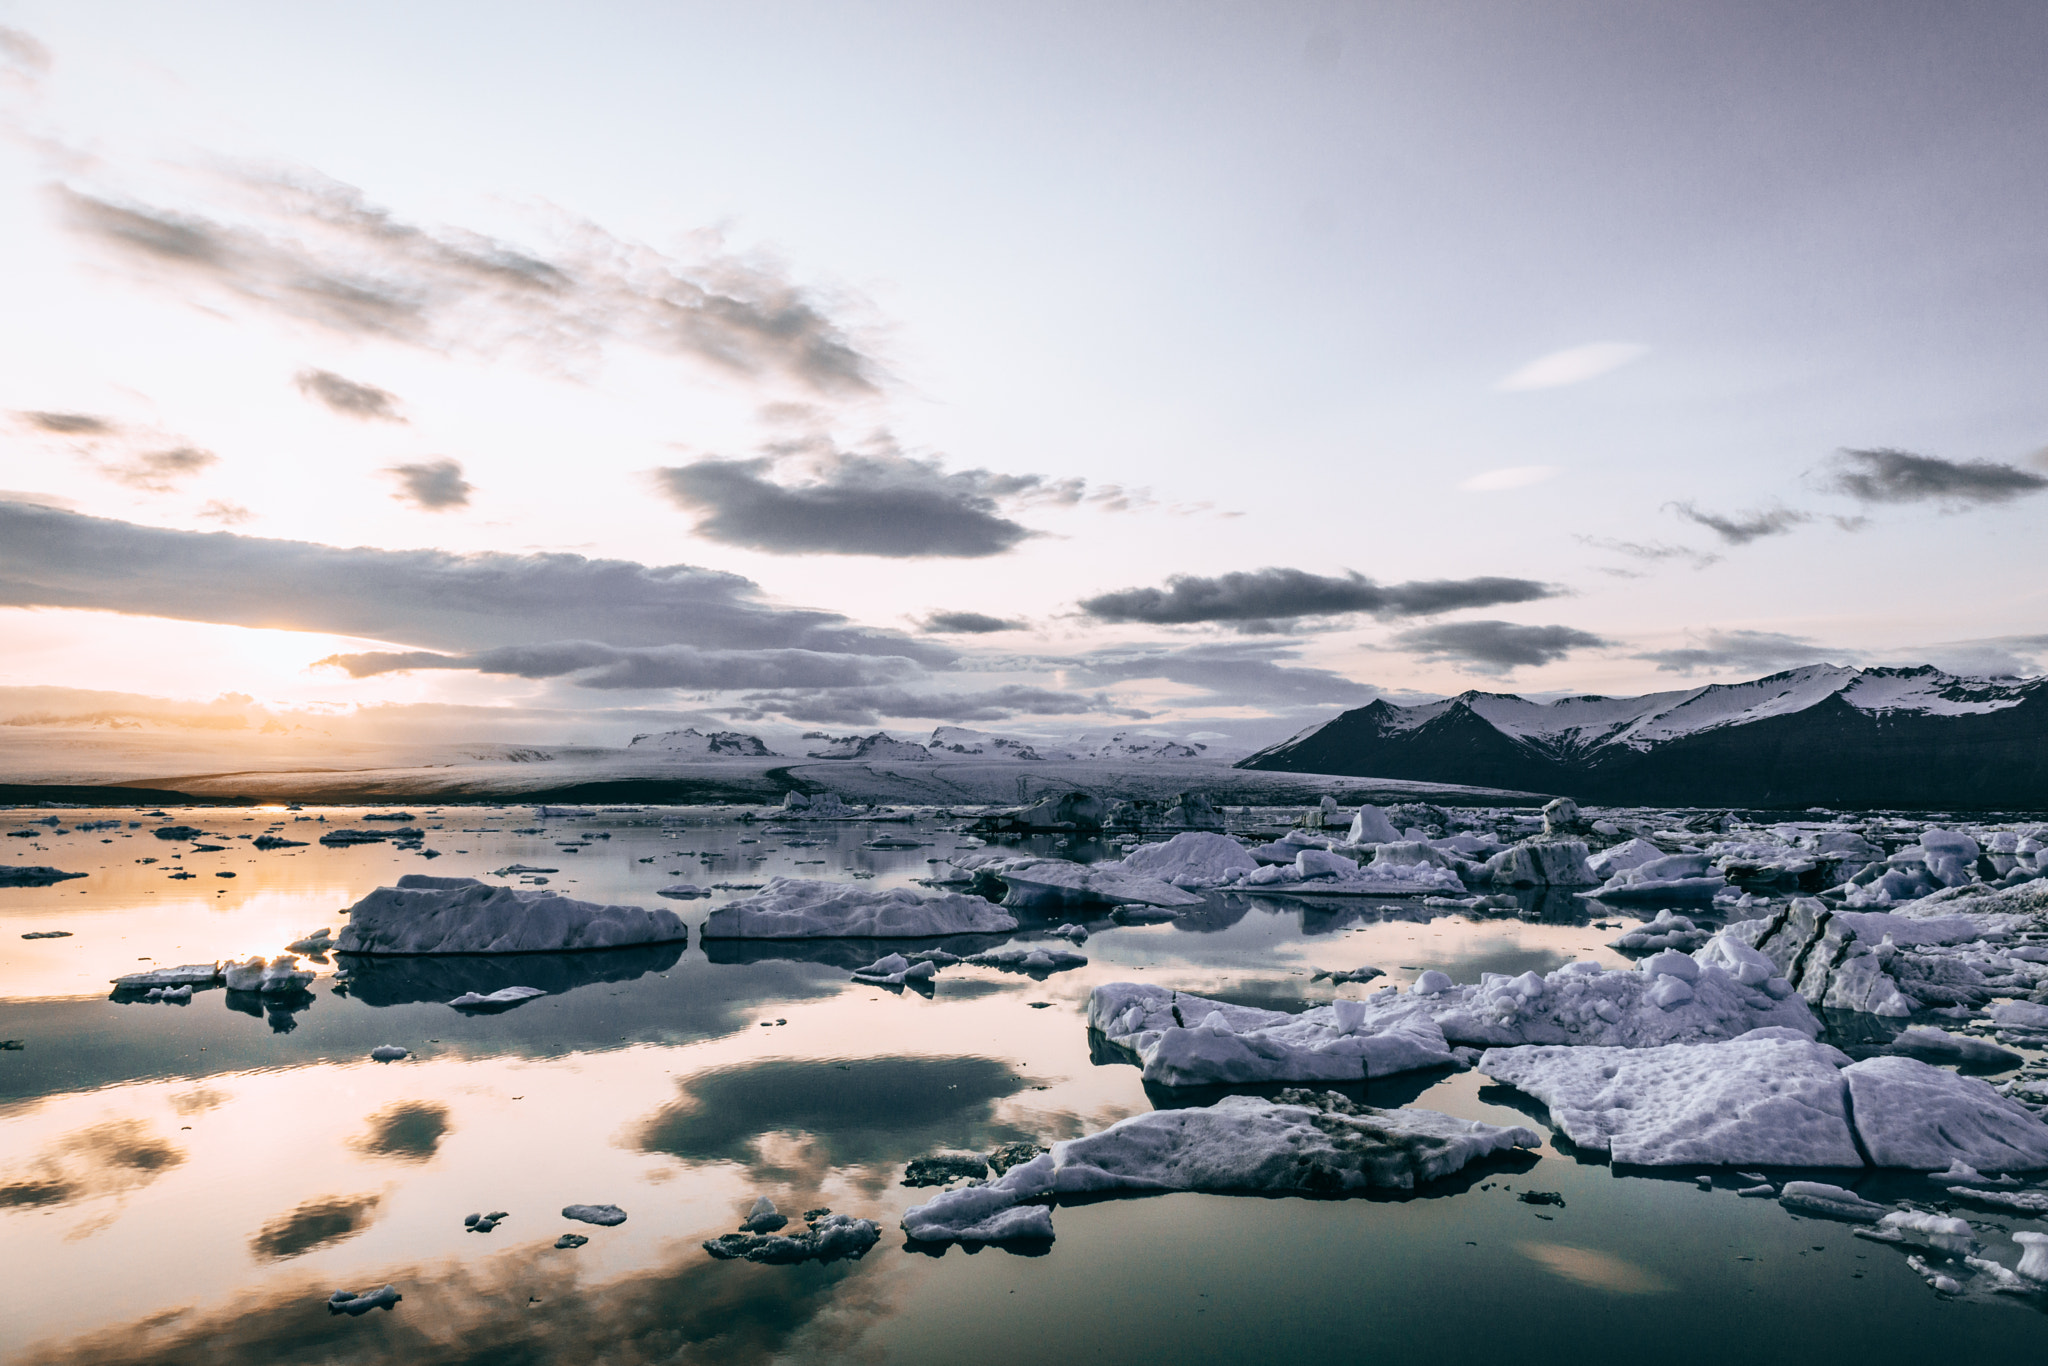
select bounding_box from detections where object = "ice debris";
[963,944,1087,974]
[464,1210,509,1233]
[1854,1210,1976,1255]
[1584,853,1726,903]
[981,857,1204,911]
[656,883,710,899]
[740,1196,787,1233]
[369,1045,409,1062]
[851,953,939,986]
[327,1285,401,1315]
[1840,1055,2048,1171]
[554,1233,589,1249]
[1311,965,1386,985]
[112,963,221,990]
[561,1204,627,1226]
[1606,910,1710,953]
[1090,982,1457,1086]
[702,878,1017,938]
[286,929,335,954]
[904,1152,990,1186]
[222,954,314,993]
[704,1211,880,1263]
[141,985,193,1003]
[1778,1181,1889,1222]
[1882,1025,2022,1069]
[902,1090,1539,1244]
[337,876,687,954]
[447,985,547,1010]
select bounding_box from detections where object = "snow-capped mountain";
[925,726,1059,761]
[1239,665,2048,808]
[625,727,779,757]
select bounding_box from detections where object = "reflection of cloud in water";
[1431,943,1574,982]
[350,1102,451,1163]
[248,1193,382,1261]
[1518,1242,1673,1294]
[700,936,1014,970]
[16,1238,890,1366]
[168,1086,228,1115]
[334,944,684,1006]
[636,1056,1032,1179]
[0,1118,184,1210]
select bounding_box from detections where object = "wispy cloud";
[1460,465,1558,492]
[16,410,113,435]
[385,459,472,511]
[296,369,404,422]
[1821,447,2047,507]
[56,170,879,395]
[1064,639,1381,709]
[1078,567,1558,633]
[727,684,1141,727]
[1496,342,1646,392]
[317,640,920,691]
[196,500,254,525]
[101,446,217,492]
[1665,500,1811,545]
[1387,620,1608,670]
[1635,628,1847,675]
[1575,535,1721,570]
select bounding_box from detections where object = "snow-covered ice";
[1840,1056,2048,1171]
[702,878,1017,938]
[901,1091,1539,1244]
[337,876,687,954]
[1479,1032,1862,1166]
[447,985,547,1009]
[1112,832,1260,888]
[1089,983,1458,1086]
[1606,910,1710,953]
[222,954,314,993]
[988,858,1205,911]
[850,953,939,986]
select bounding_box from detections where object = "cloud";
[17,410,113,435]
[1635,628,1849,675]
[655,448,1060,557]
[317,640,921,692]
[56,171,878,395]
[1666,500,1811,545]
[0,500,953,660]
[920,611,1024,634]
[728,684,1141,727]
[386,458,472,510]
[1574,535,1721,570]
[1822,447,2048,507]
[1077,567,1557,632]
[196,500,253,525]
[1459,465,1558,492]
[0,26,50,77]
[1496,342,1647,391]
[1892,634,2048,679]
[1066,639,1382,709]
[1387,620,1608,670]
[295,369,404,421]
[101,446,217,492]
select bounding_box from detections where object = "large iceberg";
[1485,840,1597,888]
[1089,982,1456,1086]
[1840,1056,2048,1171]
[1582,852,1726,903]
[984,858,1205,911]
[1479,1032,1864,1166]
[702,878,1017,938]
[336,876,687,954]
[901,1090,1539,1243]
[1112,832,1260,888]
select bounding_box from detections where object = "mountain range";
[1237,664,2048,810]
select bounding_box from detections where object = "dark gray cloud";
[386,458,472,510]
[920,611,1024,634]
[1066,639,1381,709]
[102,446,217,493]
[1635,629,1848,676]
[728,684,1141,727]
[1388,620,1608,670]
[318,640,920,692]
[656,450,1058,557]
[57,173,877,395]
[1665,501,1812,545]
[295,369,403,421]
[1823,447,2048,506]
[17,411,113,435]
[1077,567,1557,632]
[0,500,952,661]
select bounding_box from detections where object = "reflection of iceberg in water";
[332,944,684,1007]
[700,935,1016,971]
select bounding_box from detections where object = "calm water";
[2,804,2044,1365]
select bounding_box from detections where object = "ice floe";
[702,878,1017,938]
[1778,1181,1889,1222]
[986,858,1205,911]
[112,963,222,990]
[962,944,1087,974]
[1840,1056,2048,1171]
[285,929,335,954]
[901,1090,1539,1244]
[704,1209,881,1263]
[561,1203,627,1226]
[1606,910,1710,953]
[656,883,710,899]
[447,985,547,1010]
[1089,982,1457,1086]
[336,876,687,954]
[1583,853,1726,903]
[222,954,314,993]
[850,953,939,986]
[1112,831,1260,888]
[327,1285,401,1316]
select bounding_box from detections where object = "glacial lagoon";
[3,803,2046,1365]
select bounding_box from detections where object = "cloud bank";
[1635,628,1848,676]
[1078,567,1557,632]
[1388,620,1608,670]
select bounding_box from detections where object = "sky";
[1,1,2045,752]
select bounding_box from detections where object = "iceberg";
[988,859,1205,911]
[964,944,1088,973]
[1478,1032,1864,1166]
[1089,982,1456,1086]
[223,954,315,993]
[850,953,939,986]
[112,963,221,990]
[1778,1181,1889,1222]
[561,1204,627,1226]
[1486,841,1597,888]
[1585,838,1666,880]
[1606,910,1710,953]
[1112,832,1260,888]
[337,876,687,954]
[902,1090,1539,1244]
[1840,1056,2048,1171]
[702,878,1017,938]
[447,985,547,1010]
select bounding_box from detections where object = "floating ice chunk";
[904,1152,990,1186]
[1423,957,1817,1049]
[1607,910,1710,953]
[447,985,547,1010]
[1841,1056,2048,1170]
[369,1045,409,1062]
[991,859,1205,911]
[1857,1210,1976,1255]
[2016,1231,2048,1282]
[1714,902,1921,1017]
[554,1233,589,1249]
[1486,840,1596,888]
[1944,1186,2048,1214]
[1312,965,1386,985]
[704,1212,881,1262]
[1585,853,1725,903]
[1885,1026,2023,1069]
[741,1196,787,1233]
[901,1091,1538,1244]
[1088,982,1455,1087]
[1585,838,1666,880]
[703,878,1018,938]
[850,953,940,986]
[112,963,221,989]
[223,954,314,993]
[1478,1034,1863,1166]
[1778,1181,1889,1222]
[1112,832,1259,888]
[327,1285,401,1315]
[1737,1184,1776,1197]
[1052,923,1088,941]
[562,1204,627,1226]
[464,1210,509,1233]
[338,876,687,954]
[286,929,335,954]
[1411,970,1454,995]
[964,944,1087,974]
[142,985,194,1003]
[656,883,710,899]
[1346,805,1400,845]
[1906,1254,1963,1295]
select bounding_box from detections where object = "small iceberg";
[327,1285,401,1316]
[447,985,547,1010]
[562,1203,628,1226]
[702,879,1017,939]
